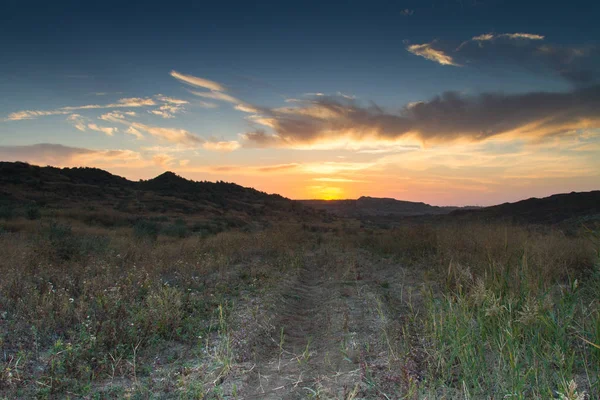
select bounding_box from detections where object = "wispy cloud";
[198,101,219,109]
[67,114,87,131]
[152,153,176,167]
[202,140,241,152]
[5,97,157,121]
[126,126,144,139]
[67,114,119,136]
[128,122,204,146]
[171,71,257,113]
[87,123,117,136]
[96,112,240,151]
[149,95,189,118]
[0,143,144,167]
[189,90,240,104]
[155,95,189,105]
[470,32,545,42]
[407,43,460,66]
[6,109,72,121]
[170,70,225,91]
[313,177,366,182]
[409,32,598,85]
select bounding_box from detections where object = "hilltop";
[0,161,318,233]
[448,190,600,226]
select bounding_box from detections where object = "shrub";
[25,204,41,220]
[133,219,159,241]
[40,221,110,261]
[144,286,184,338]
[0,205,14,220]
[161,218,189,238]
[44,221,79,261]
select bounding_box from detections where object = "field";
[1,204,599,399]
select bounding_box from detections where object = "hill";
[448,190,600,226]
[0,162,318,233]
[299,196,477,217]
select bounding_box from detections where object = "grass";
[0,210,599,398]
[0,213,309,397]
[363,223,599,398]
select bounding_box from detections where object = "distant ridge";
[299,196,479,217]
[448,190,600,225]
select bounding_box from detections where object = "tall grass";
[0,221,307,396]
[363,223,599,398]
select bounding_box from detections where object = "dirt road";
[224,250,422,399]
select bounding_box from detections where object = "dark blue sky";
[3,0,597,103]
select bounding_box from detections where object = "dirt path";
[222,249,422,399]
[239,257,353,399]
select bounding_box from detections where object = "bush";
[0,205,14,220]
[133,219,159,241]
[161,218,189,238]
[25,205,41,220]
[41,221,109,261]
[45,222,79,261]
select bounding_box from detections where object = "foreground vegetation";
[0,208,599,398]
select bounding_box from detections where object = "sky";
[1,0,599,205]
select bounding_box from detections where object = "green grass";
[375,223,600,399]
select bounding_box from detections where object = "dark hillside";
[0,162,319,231]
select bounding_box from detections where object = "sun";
[308,185,344,200]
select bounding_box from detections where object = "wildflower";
[69,298,74,303]
[557,379,586,400]
[470,278,487,306]
[517,296,540,326]
[485,293,504,317]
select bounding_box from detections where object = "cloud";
[400,8,414,16]
[67,114,87,131]
[202,140,241,152]
[409,32,598,85]
[6,109,71,121]
[471,33,545,42]
[234,103,259,113]
[240,86,600,148]
[126,126,144,139]
[148,95,189,118]
[149,104,184,119]
[255,163,299,172]
[198,101,219,109]
[407,43,460,66]
[95,112,207,146]
[128,122,204,146]
[68,114,119,137]
[87,123,117,136]
[313,177,366,182]
[171,71,257,113]
[95,110,243,151]
[189,89,241,104]
[152,153,176,167]
[5,97,157,121]
[0,143,143,167]
[155,95,189,105]
[170,70,225,91]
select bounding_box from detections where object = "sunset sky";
[1,0,599,205]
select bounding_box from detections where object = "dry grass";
[0,215,598,398]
